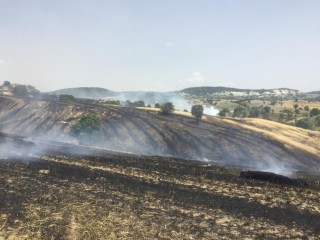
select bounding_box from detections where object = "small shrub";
[219,108,230,117]
[310,108,320,117]
[70,115,102,144]
[191,105,204,121]
[59,94,75,101]
[160,102,174,114]
[296,118,314,130]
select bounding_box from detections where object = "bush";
[59,94,75,101]
[261,106,271,119]
[249,107,260,118]
[219,108,229,117]
[13,85,28,97]
[304,106,309,111]
[315,117,320,127]
[105,100,120,105]
[233,106,245,118]
[134,100,145,107]
[296,118,314,130]
[310,108,320,117]
[70,115,102,144]
[13,84,40,97]
[160,102,174,114]
[191,105,204,120]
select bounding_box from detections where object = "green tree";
[154,103,160,108]
[283,109,294,120]
[219,108,230,117]
[296,118,314,130]
[13,85,28,97]
[59,94,75,101]
[315,116,320,127]
[134,100,145,107]
[249,107,260,118]
[279,112,285,121]
[191,105,204,121]
[3,81,11,86]
[304,106,309,111]
[293,104,299,110]
[310,108,320,117]
[261,106,271,119]
[70,115,102,144]
[160,102,174,114]
[233,106,245,118]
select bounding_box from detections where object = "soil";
[0,142,319,239]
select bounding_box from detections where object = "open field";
[0,141,320,239]
[274,100,320,112]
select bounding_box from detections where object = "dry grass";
[220,118,320,157]
[273,100,320,113]
[135,107,193,118]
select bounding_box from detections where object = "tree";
[70,115,102,144]
[134,100,145,107]
[160,102,174,114]
[249,107,260,118]
[261,106,271,119]
[13,85,28,97]
[3,81,11,86]
[310,108,320,117]
[191,105,204,121]
[233,106,245,118]
[154,103,160,108]
[219,108,230,117]
[59,94,75,101]
[304,106,309,111]
[296,118,314,130]
[315,116,320,127]
[293,104,299,110]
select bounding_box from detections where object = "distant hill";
[181,86,300,98]
[307,90,320,95]
[50,87,117,99]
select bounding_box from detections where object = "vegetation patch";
[70,115,103,145]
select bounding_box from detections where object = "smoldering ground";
[0,95,319,176]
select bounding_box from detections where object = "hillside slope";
[50,87,117,99]
[0,95,319,174]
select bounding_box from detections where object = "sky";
[0,0,319,92]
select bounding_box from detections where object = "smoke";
[112,92,219,115]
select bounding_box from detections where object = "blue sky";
[0,0,319,92]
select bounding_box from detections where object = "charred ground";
[0,95,320,239]
[0,140,319,239]
[0,95,320,173]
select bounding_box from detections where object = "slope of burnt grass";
[1,95,320,174]
[0,146,319,239]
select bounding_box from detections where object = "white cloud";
[186,71,205,83]
[164,42,174,48]
[0,59,5,64]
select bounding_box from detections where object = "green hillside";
[50,87,117,99]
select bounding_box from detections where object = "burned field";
[0,96,320,239]
[0,143,320,239]
[1,95,320,173]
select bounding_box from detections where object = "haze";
[0,0,319,92]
